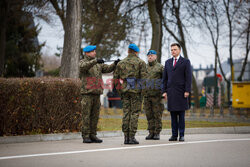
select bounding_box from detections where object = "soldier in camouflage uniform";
[79,45,120,143]
[143,50,164,140]
[113,44,146,144]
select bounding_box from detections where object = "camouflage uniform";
[113,53,146,138]
[79,56,115,138]
[143,60,164,135]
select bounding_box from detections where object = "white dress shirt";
[173,55,180,66]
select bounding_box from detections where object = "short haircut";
[128,48,137,53]
[171,43,181,49]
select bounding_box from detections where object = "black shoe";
[179,136,185,142]
[128,137,139,144]
[169,136,178,141]
[82,137,92,143]
[90,134,103,143]
[153,134,160,140]
[145,133,154,140]
[124,136,129,144]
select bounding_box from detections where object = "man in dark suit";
[162,43,192,142]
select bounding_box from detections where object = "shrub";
[0,77,82,136]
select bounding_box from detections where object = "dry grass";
[97,118,250,131]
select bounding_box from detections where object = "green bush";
[0,77,82,136]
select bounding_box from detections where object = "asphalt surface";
[0,134,250,167]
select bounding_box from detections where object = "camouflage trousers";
[81,94,100,138]
[143,96,164,134]
[121,92,142,137]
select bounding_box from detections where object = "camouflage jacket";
[113,53,147,95]
[79,56,115,95]
[144,60,163,97]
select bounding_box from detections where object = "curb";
[0,126,250,144]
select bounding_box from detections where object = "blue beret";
[147,50,157,55]
[128,43,140,52]
[83,45,96,52]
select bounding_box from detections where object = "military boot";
[82,137,92,143]
[90,134,103,143]
[124,135,129,144]
[128,136,139,144]
[153,133,160,140]
[145,133,154,140]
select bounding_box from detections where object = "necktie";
[173,58,177,67]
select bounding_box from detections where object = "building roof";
[208,58,250,81]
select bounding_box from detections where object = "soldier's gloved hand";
[114,59,121,65]
[97,59,104,64]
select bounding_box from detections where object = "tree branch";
[49,0,65,30]
[162,18,181,43]
[124,1,147,16]
[238,17,250,81]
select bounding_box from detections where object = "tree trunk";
[237,19,250,81]
[173,0,199,107]
[224,0,234,81]
[148,0,162,63]
[213,49,218,107]
[49,0,66,31]
[0,0,8,77]
[181,41,199,108]
[229,25,234,81]
[217,53,231,105]
[60,0,82,78]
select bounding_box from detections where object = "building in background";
[192,64,214,93]
[203,58,250,107]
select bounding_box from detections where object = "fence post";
[220,106,224,117]
[190,106,195,118]
[200,107,205,117]
[209,106,214,117]
[229,106,234,117]
[113,106,117,114]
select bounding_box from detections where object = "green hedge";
[0,77,82,136]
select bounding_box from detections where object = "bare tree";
[147,0,164,62]
[162,0,199,107]
[60,0,82,78]
[188,0,230,106]
[49,0,66,30]
[237,1,250,81]
[24,0,77,77]
[223,0,243,81]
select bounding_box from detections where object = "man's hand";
[97,59,104,64]
[162,93,167,99]
[114,59,120,65]
[184,92,189,98]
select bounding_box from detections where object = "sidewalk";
[1,126,250,144]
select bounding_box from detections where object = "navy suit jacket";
[162,56,192,111]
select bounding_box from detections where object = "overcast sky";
[36,15,248,69]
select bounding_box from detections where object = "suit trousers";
[170,111,185,137]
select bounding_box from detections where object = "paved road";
[0,134,250,167]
